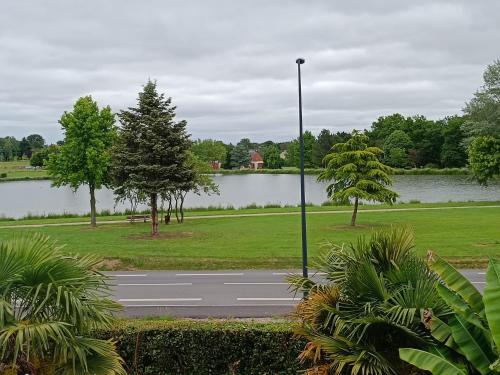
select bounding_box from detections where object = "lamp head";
[296,58,305,64]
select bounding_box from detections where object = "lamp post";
[296,58,308,282]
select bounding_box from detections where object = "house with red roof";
[250,150,264,170]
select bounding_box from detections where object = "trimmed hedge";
[101,320,306,375]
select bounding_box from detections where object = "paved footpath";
[108,269,487,318]
[1,204,499,229]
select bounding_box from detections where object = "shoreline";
[1,200,498,224]
[0,167,472,183]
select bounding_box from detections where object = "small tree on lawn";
[47,96,116,227]
[111,80,192,236]
[318,130,398,226]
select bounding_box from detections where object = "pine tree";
[111,80,193,236]
[230,139,251,169]
[318,131,398,226]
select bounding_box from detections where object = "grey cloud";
[0,0,498,143]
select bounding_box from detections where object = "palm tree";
[0,234,126,374]
[288,227,449,375]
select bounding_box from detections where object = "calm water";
[1,175,499,218]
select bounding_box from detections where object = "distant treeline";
[190,114,469,170]
[0,113,472,171]
[0,134,49,161]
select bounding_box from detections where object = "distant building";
[250,150,264,170]
[211,160,222,170]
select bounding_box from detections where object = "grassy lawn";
[0,160,49,180]
[0,200,498,225]
[0,203,498,269]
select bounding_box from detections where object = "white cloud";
[0,0,498,143]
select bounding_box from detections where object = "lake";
[1,174,499,218]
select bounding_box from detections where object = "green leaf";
[399,348,467,375]
[429,254,485,317]
[436,283,487,333]
[430,316,462,353]
[484,258,500,353]
[450,315,496,375]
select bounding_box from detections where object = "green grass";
[0,203,498,270]
[0,160,49,181]
[0,201,497,226]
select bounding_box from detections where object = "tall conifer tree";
[111,80,192,236]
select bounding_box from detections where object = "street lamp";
[296,58,308,282]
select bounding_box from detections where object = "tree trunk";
[174,192,180,223]
[130,196,137,224]
[90,184,97,227]
[150,193,159,236]
[165,196,172,225]
[160,198,165,223]
[351,197,359,227]
[179,193,186,223]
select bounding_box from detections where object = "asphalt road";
[108,269,487,318]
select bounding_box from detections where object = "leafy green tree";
[191,139,227,166]
[410,115,443,167]
[383,130,413,167]
[463,60,500,184]
[261,144,283,169]
[111,80,192,236]
[386,147,409,168]
[285,130,315,168]
[468,136,500,184]
[370,114,444,167]
[47,96,116,227]
[440,116,467,168]
[0,136,20,161]
[0,234,125,374]
[369,113,409,146]
[230,138,251,168]
[19,137,31,158]
[30,145,59,167]
[222,143,234,169]
[26,133,45,150]
[169,153,218,223]
[318,131,398,226]
[400,254,500,375]
[289,227,446,375]
[312,129,335,167]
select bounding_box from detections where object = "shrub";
[288,227,446,375]
[0,172,7,178]
[0,234,125,374]
[263,203,282,208]
[400,256,500,374]
[242,203,260,209]
[100,320,306,375]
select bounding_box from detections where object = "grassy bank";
[0,201,497,225]
[0,202,498,269]
[0,160,49,181]
[0,160,470,183]
[215,167,470,175]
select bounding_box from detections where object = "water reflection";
[1,174,499,218]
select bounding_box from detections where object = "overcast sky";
[1,1,499,143]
